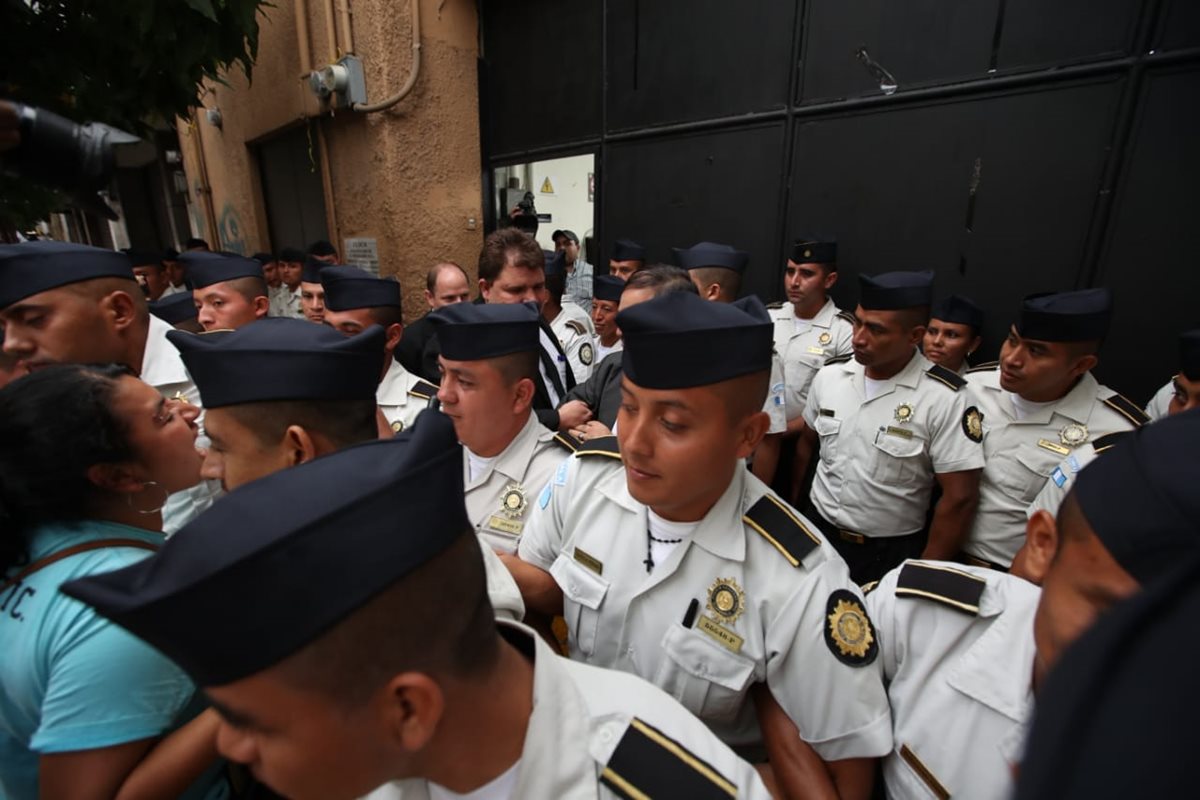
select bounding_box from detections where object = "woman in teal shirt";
[0,363,227,800]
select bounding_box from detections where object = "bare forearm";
[500,553,563,617]
[923,488,978,560]
[753,684,839,800]
[114,709,221,800]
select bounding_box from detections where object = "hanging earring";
[127,481,170,515]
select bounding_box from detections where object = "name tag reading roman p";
[885,426,914,440]
[1037,439,1071,456]
[573,546,604,575]
[486,516,524,537]
[696,615,744,653]
[806,346,826,355]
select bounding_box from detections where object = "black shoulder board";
[1091,430,1130,454]
[553,432,583,453]
[825,353,853,366]
[565,318,588,335]
[925,364,966,391]
[860,580,880,596]
[766,300,785,310]
[601,718,737,800]
[965,361,1000,374]
[1102,393,1149,428]
[407,380,439,400]
[836,309,857,326]
[895,562,986,615]
[575,435,622,460]
[743,494,821,568]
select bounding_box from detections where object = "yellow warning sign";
[540,176,555,194]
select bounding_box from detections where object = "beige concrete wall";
[175,0,483,324]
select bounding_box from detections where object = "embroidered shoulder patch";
[600,718,737,800]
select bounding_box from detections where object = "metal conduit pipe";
[353,0,421,113]
[338,0,355,55]
[322,0,339,61]
[293,0,313,75]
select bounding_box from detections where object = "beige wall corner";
[175,0,483,324]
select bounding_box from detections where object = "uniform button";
[625,646,634,657]
[599,727,614,744]
[568,582,578,595]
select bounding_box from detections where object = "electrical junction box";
[308,55,367,108]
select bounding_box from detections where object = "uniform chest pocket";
[654,623,757,724]
[997,446,1061,504]
[550,553,609,657]
[812,415,842,461]
[871,430,927,483]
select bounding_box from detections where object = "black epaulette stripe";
[766,300,785,310]
[407,380,440,400]
[1091,430,1129,454]
[825,353,853,365]
[565,319,588,335]
[964,361,999,374]
[600,718,737,800]
[925,364,966,391]
[743,494,821,568]
[553,432,581,453]
[836,310,857,326]
[1103,393,1149,428]
[574,435,622,460]
[860,580,880,595]
[895,562,986,615]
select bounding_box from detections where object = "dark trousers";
[804,502,925,587]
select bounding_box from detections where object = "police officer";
[149,291,202,332]
[430,302,576,556]
[62,412,771,800]
[1144,328,1200,420]
[544,249,596,382]
[591,274,625,362]
[962,289,1146,569]
[299,256,328,323]
[865,408,1200,800]
[0,241,218,533]
[514,291,891,798]
[320,265,437,434]
[608,238,646,281]
[798,272,985,583]
[923,293,984,375]
[272,247,306,319]
[182,251,270,331]
[170,318,524,622]
[768,238,855,424]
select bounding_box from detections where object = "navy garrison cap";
[1178,330,1200,381]
[125,249,164,268]
[1016,288,1111,342]
[168,318,384,407]
[149,293,198,326]
[430,301,539,361]
[617,291,773,389]
[1073,408,1200,584]
[321,265,401,311]
[302,255,330,283]
[279,247,306,264]
[931,294,984,331]
[672,241,749,274]
[858,271,934,310]
[612,239,646,262]
[543,249,567,278]
[61,410,470,687]
[164,247,180,260]
[594,274,625,304]
[181,251,264,290]
[251,252,275,265]
[790,238,837,266]
[0,241,135,309]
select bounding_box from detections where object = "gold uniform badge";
[824,589,878,666]
[697,577,747,653]
[390,420,404,433]
[500,484,527,519]
[894,403,914,424]
[1059,423,1088,448]
[818,331,832,345]
[962,406,984,443]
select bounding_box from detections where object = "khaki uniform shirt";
[269,285,304,319]
[376,359,436,434]
[963,367,1144,566]
[362,621,770,799]
[466,414,573,555]
[866,560,1039,800]
[519,451,892,760]
[803,351,985,537]
[769,299,855,420]
[143,314,221,535]
[550,302,597,383]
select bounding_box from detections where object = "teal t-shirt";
[0,520,227,799]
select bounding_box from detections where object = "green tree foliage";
[0,0,267,227]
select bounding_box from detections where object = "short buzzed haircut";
[490,350,539,387]
[478,229,544,284]
[277,532,498,706]
[625,264,700,298]
[224,399,378,451]
[690,266,741,302]
[365,306,403,329]
[426,261,468,293]
[223,275,269,303]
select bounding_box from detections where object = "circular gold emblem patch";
[580,342,594,366]
[962,406,984,443]
[499,484,527,519]
[706,578,746,625]
[894,403,914,424]
[1059,423,1089,447]
[818,331,832,345]
[824,590,878,666]
[390,420,404,433]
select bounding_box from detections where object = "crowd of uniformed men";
[0,229,1197,800]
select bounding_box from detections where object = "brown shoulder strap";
[1,538,159,591]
